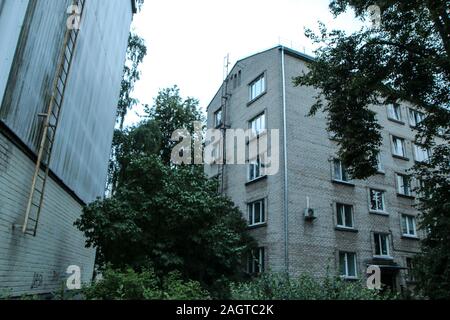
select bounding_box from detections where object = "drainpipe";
[281,46,289,274]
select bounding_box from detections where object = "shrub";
[83,267,210,300]
[230,273,397,300]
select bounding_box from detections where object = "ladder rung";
[37,172,46,179]
[70,30,77,43]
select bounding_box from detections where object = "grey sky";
[126,0,364,126]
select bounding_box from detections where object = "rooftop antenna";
[223,54,230,80]
[219,54,231,194]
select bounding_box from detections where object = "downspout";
[281,46,289,274]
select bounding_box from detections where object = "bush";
[230,273,397,300]
[83,268,210,300]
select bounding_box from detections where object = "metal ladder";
[20,0,85,236]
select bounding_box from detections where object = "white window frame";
[214,108,223,127]
[376,153,384,173]
[249,112,266,137]
[333,159,350,182]
[336,203,354,229]
[339,252,358,278]
[373,233,391,258]
[406,258,416,282]
[369,189,386,213]
[248,156,264,182]
[249,74,265,101]
[409,109,424,127]
[413,144,430,163]
[401,215,417,237]
[391,136,406,158]
[248,199,266,227]
[396,173,412,197]
[247,247,265,274]
[388,104,402,122]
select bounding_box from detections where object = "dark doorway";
[380,269,398,292]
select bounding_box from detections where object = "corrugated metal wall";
[0,0,29,104]
[0,0,132,203]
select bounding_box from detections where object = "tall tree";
[294,0,449,298]
[79,87,253,297]
[116,33,147,129]
[145,86,204,164]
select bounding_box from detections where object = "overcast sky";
[126,0,364,126]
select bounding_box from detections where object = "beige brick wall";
[206,46,422,289]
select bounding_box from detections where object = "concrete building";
[0,0,135,296]
[205,46,425,292]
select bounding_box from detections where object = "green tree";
[77,155,253,297]
[144,86,204,164]
[108,120,162,194]
[78,87,253,298]
[294,0,449,298]
[116,33,147,129]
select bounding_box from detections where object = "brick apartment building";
[205,45,427,291]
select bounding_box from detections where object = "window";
[249,113,266,136]
[392,136,406,158]
[214,108,223,127]
[248,199,266,226]
[401,215,417,237]
[248,156,264,181]
[249,74,265,101]
[232,74,238,89]
[247,247,265,274]
[409,109,424,127]
[370,189,386,212]
[333,159,350,182]
[336,203,354,228]
[339,252,357,278]
[374,233,390,257]
[396,174,412,196]
[406,258,416,282]
[413,144,430,162]
[388,104,402,122]
[376,153,384,172]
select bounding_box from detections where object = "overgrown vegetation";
[230,273,396,300]
[83,268,209,300]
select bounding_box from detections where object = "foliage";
[83,267,209,300]
[144,86,204,164]
[78,86,253,298]
[412,143,450,299]
[116,33,147,129]
[294,0,449,299]
[108,120,162,194]
[295,0,449,178]
[77,158,253,297]
[0,289,12,300]
[230,273,396,300]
